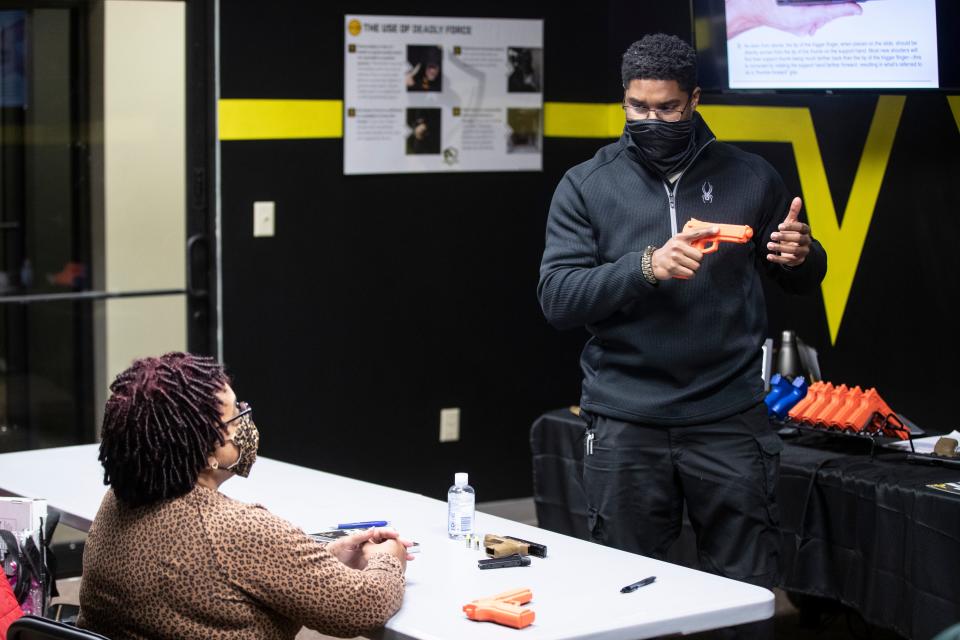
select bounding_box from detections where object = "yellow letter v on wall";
[949,96,960,132]
[700,96,905,346]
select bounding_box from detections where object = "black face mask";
[625,115,697,180]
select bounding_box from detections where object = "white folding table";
[0,445,774,639]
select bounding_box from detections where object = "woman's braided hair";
[99,352,229,506]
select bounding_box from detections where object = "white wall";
[101,0,187,387]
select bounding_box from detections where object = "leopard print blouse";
[77,485,405,639]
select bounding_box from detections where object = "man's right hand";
[651,224,719,280]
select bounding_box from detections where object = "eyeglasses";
[622,101,689,122]
[224,401,252,426]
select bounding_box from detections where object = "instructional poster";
[343,15,544,175]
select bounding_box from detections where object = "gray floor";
[51,497,902,639]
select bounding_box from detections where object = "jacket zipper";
[662,138,715,236]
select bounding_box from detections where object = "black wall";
[219,2,960,501]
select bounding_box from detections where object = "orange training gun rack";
[786,381,910,441]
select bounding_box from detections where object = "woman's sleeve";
[205,504,405,637]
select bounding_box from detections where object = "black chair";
[6,615,110,640]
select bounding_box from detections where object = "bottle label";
[447,493,474,534]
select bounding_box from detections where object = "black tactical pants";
[582,401,783,588]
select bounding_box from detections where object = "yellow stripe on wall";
[217,97,913,346]
[543,102,623,138]
[217,99,624,141]
[219,99,343,140]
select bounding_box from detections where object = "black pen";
[620,576,656,593]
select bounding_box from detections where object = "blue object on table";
[770,377,808,420]
[764,374,792,415]
[336,520,388,529]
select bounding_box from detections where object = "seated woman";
[78,352,410,639]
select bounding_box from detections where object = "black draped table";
[531,408,960,640]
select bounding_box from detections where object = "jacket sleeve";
[207,505,405,638]
[538,172,653,329]
[754,162,827,294]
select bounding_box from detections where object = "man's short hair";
[621,33,697,93]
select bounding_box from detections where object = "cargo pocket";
[753,430,783,526]
[587,506,605,545]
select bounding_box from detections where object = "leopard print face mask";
[225,414,259,478]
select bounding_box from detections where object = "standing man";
[537,33,826,601]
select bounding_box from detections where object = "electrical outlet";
[439,408,460,442]
[253,201,275,237]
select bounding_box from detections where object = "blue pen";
[336,520,389,529]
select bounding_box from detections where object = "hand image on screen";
[727,0,863,39]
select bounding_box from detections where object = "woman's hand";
[362,537,410,572]
[326,527,415,570]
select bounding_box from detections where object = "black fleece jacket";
[538,113,827,425]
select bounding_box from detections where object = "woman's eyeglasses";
[224,401,252,425]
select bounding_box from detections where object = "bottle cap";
[454,472,468,486]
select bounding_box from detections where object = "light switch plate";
[253,201,275,237]
[440,408,460,442]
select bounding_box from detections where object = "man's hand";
[726,0,862,39]
[651,224,719,280]
[766,196,811,267]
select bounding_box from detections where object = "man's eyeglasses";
[622,101,689,122]
[224,401,252,426]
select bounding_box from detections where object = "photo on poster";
[507,47,542,93]
[406,108,442,155]
[406,45,443,92]
[506,108,541,154]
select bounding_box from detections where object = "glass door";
[0,1,206,453]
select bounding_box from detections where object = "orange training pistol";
[673,219,754,279]
[683,218,754,254]
[463,587,535,629]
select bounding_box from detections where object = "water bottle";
[447,472,475,539]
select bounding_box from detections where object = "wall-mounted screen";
[692,0,959,91]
